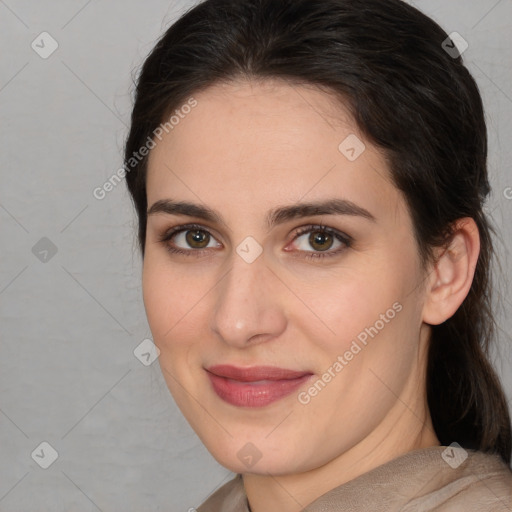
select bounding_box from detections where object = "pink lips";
[206,365,313,407]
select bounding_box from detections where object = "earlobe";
[422,218,480,326]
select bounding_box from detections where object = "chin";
[200,432,311,475]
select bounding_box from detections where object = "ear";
[422,218,480,326]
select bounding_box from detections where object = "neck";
[242,360,439,512]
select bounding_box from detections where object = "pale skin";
[142,78,480,512]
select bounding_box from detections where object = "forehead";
[145,78,403,224]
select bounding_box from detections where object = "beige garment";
[197,446,512,511]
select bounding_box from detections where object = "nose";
[210,249,287,348]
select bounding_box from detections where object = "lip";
[205,365,314,407]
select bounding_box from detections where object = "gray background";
[0,0,511,510]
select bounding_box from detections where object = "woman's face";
[143,79,434,475]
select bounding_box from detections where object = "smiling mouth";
[205,365,314,407]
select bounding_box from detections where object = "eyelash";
[157,223,352,260]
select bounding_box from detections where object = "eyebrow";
[147,198,376,228]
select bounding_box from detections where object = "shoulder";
[197,474,249,512]
[401,449,512,511]
[302,446,511,512]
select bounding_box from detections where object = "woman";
[124,0,512,510]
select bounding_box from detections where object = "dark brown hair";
[125,0,512,464]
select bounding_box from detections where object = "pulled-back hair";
[125,0,511,464]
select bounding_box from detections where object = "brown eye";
[288,225,350,258]
[308,231,334,251]
[161,225,222,254]
[185,229,211,248]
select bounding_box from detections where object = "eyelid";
[158,223,222,243]
[289,223,353,243]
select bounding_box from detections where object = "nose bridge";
[210,251,286,347]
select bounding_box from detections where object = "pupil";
[309,231,332,251]
[186,230,209,248]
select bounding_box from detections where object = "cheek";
[141,254,221,374]
[142,260,170,338]
[295,248,421,372]
[295,270,400,348]
[142,259,206,399]
[142,257,198,344]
